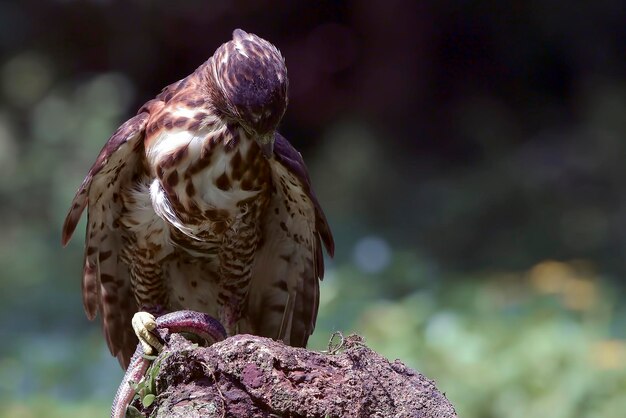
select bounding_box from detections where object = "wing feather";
[273,134,334,260]
[247,134,333,347]
[62,112,150,368]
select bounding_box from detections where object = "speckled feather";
[62,29,334,368]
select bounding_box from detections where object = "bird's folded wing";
[247,134,334,347]
[62,112,150,368]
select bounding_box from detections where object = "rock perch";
[126,332,458,417]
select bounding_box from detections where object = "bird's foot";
[112,310,227,418]
[131,311,162,356]
[218,304,241,336]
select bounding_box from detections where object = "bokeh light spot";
[1,51,53,107]
[352,236,392,274]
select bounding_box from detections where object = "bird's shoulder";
[140,74,213,142]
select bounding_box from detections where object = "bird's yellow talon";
[132,312,162,355]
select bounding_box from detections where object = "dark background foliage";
[1,1,625,417]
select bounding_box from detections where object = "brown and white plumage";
[62,29,334,368]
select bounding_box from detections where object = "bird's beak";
[258,135,274,159]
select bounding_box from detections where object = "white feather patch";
[150,179,201,241]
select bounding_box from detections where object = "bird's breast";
[147,125,272,246]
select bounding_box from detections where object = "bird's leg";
[217,222,259,335]
[216,279,250,336]
[217,297,243,336]
[128,246,170,354]
[112,310,226,418]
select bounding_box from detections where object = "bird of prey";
[62,29,334,369]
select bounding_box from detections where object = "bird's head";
[209,29,288,157]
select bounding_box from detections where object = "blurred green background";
[1,1,626,417]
